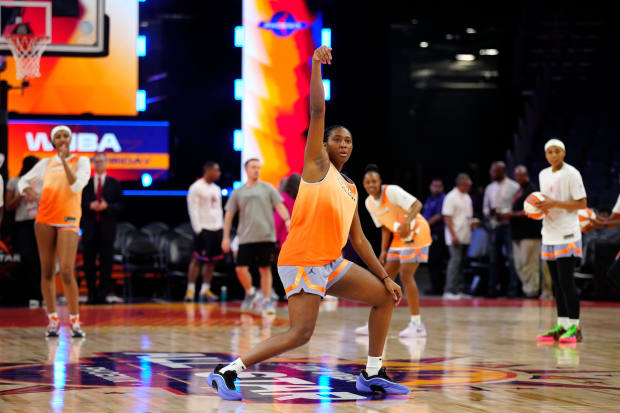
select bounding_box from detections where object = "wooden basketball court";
[1,298,619,412]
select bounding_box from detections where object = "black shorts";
[194,229,224,262]
[236,242,276,267]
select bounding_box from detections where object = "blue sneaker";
[356,367,409,395]
[207,364,242,400]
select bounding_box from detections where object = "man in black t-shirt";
[504,166,543,297]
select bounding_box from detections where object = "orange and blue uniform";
[365,185,432,263]
[278,163,358,298]
[18,155,90,232]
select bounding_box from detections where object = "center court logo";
[259,11,308,37]
[0,352,526,403]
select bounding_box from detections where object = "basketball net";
[5,34,50,80]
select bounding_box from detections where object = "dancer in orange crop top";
[18,125,90,338]
[208,46,409,400]
[354,164,431,341]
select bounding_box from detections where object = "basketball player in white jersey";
[535,139,587,344]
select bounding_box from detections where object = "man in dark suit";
[81,152,123,304]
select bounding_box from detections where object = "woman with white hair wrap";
[18,125,90,338]
[534,138,587,344]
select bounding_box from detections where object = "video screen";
[7,119,169,182]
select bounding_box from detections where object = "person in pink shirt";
[274,174,300,249]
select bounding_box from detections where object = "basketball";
[578,208,597,232]
[523,191,545,220]
[393,219,419,241]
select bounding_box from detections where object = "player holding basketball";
[208,46,407,400]
[355,164,430,338]
[535,139,587,343]
[18,125,89,338]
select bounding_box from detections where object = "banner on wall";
[242,0,321,186]
[7,120,169,182]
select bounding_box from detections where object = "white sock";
[569,319,579,327]
[48,312,58,323]
[220,358,246,375]
[187,283,196,291]
[366,356,382,376]
[410,315,421,324]
[247,286,256,296]
[200,283,210,293]
[558,317,570,328]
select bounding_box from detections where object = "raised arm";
[302,46,332,183]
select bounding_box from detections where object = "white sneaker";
[399,322,427,338]
[270,289,279,301]
[240,290,258,312]
[460,293,473,299]
[262,299,276,316]
[106,295,124,304]
[442,292,462,300]
[355,323,369,335]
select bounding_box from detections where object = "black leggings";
[547,257,580,320]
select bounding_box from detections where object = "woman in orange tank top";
[355,164,431,340]
[209,46,409,400]
[18,126,90,338]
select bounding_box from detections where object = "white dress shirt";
[442,187,474,246]
[483,177,520,227]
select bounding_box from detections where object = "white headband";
[50,125,72,140]
[544,138,565,152]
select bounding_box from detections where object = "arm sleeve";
[17,158,48,195]
[364,197,383,228]
[442,193,455,216]
[0,176,4,208]
[569,169,587,200]
[187,185,201,234]
[385,185,417,210]
[224,190,238,213]
[613,195,620,214]
[69,156,91,193]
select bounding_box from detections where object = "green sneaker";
[558,325,582,344]
[536,325,566,342]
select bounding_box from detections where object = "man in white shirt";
[442,173,475,299]
[185,162,224,302]
[483,161,520,298]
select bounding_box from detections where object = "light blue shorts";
[386,246,430,263]
[541,240,583,261]
[278,256,353,299]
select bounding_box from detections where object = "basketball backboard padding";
[0,0,108,57]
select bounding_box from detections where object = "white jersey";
[442,187,473,246]
[538,162,587,245]
[365,185,417,228]
[613,194,620,215]
[187,179,223,233]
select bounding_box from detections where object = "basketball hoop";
[5,33,49,80]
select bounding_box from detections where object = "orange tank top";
[36,156,83,228]
[366,185,431,249]
[278,163,358,267]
